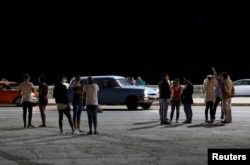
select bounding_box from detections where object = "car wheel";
[126,96,139,110]
[14,97,22,106]
[139,103,152,110]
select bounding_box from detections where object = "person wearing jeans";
[158,73,171,124]
[18,73,36,128]
[181,75,194,124]
[83,76,100,135]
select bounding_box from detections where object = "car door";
[234,80,250,96]
[97,78,124,104]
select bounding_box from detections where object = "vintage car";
[0,80,38,106]
[68,75,159,110]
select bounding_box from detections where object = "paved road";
[0,105,249,165]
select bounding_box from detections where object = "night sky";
[2,2,249,85]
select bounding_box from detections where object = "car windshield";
[117,78,133,86]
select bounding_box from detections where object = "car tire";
[126,96,139,110]
[139,103,152,110]
[14,97,22,106]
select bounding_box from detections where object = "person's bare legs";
[39,105,46,127]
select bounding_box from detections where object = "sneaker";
[77,129,84,132]
[209,119,215,123]
[72,130,80,135]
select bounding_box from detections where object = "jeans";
[159,98,170,122]
[183,104,192,122]
[170,100,181,121]
[58,107,74,131]
[73,104,84,120]
[86,105,98,130]
[212,96,224,119]
[205,101,213,120]
[22,101,33,127]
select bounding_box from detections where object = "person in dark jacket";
[53,75,80,135]
[181,75,194,124]
[158,73,171,124]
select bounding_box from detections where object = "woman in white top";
[83,76,99,135]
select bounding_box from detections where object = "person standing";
[170,78,183,123]
[83,76,100,135]
[158,73,171,124]
[18,73,36,128]
[53,75,80,135]
[72,74,84,132]
[220,72,235,123]
[181,75,194,124]
[38,75,48,127]
[211,67,224,120]
[203,75,217,123]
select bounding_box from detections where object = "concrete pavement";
[0,105,250,165]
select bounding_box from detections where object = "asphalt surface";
[0,104,249,165]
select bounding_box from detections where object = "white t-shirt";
[18,81,34,102]
[83,84,99,105]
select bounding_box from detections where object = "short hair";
[23,73,31,80]
[184,75,190,80]
[57,75,65,82]
[87,76,94,84]
[39,75,46,82]
[222,72,229,79]
[162,73,168,77]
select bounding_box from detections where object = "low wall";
[37,85,205,98]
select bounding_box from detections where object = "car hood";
[121,85,159,94]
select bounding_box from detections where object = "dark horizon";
[2,2,249,85]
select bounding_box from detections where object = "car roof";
[233,79,250,82]
[70,75,125,82]
[81,75,125,79]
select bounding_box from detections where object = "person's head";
[173,78,180,85]
[57,75,65,83]
[162,73,169,80]
[221,72,229,80]
[207,75,212,81]
[38,75,46,83]
[183,75,190,83]
[75,74,81,81]
[87,76,94,84]
[23,73,31,81]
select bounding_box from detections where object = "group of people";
[203,67,235,124]
[18,68,235,135]
[126,76,146,86]
[158,73,193,124]
[18,73,100,135]
[158,67,235,125]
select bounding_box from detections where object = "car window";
[234,80,250,86]
[117,78,132,86]
[103,80,118,88]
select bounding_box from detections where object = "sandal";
[28,124,35,128]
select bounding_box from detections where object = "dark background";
[1,1,249,85]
